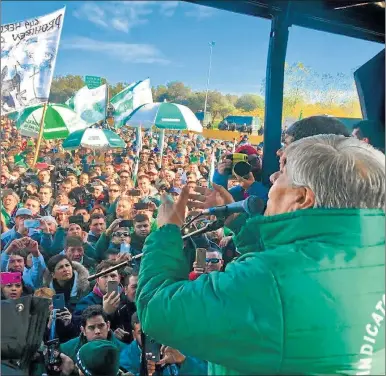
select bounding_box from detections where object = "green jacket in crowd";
[60,330,127,363]
[136,208,385,375]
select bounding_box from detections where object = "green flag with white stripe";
[110,79,153,128]
[66,84,107,124]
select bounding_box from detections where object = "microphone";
[182,219,224,239]
[88,220,224,281]
[202,196,265,217]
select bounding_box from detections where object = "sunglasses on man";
[112,231,130,237]
[206,258,220,264]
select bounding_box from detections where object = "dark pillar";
[262,9,291,185]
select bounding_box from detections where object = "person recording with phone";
[1,207,36,248]
[120,313,207,376]
[94,218,132,261]
[189,246,225,281]
[73,260,134,342]
[33,287,79,345]
[1,237,46,290]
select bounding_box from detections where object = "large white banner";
[0,8,65,114]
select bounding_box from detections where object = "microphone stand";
[88,253,142,282]
[181,219,224,240]
[87,219,225,282]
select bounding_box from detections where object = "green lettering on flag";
[85,75,102,89]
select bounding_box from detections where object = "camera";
[68,186,93,207]
[225,153,251,177]
[44,338,62,375]
[8,170,39,201]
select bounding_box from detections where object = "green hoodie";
[136,208,385,375]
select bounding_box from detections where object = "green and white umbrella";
[62,128,126,150]
[15,103,89,140]
[125,102,203,132]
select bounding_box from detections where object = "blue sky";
[2,1,384,95]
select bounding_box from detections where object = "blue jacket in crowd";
[120,340,208,376]
[0,252,46,290]
[1,227,41,249]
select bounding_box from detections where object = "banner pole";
[33,102,48,167]
[105,81,109,127]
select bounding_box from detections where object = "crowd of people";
[0,114,383,375]
[0,115,264,375]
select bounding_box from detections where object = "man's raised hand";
[188,183,234,210]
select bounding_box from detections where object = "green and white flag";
[66,84,106,124]
[111,78,153,128]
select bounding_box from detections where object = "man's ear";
[106,321,111,331]
[294,186,315,210]
[80,326,85,335]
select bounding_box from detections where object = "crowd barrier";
[180,129,264,144]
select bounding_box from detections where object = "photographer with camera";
[213,145,268,203]
[6,167,40,202]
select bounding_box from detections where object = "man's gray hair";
[2,189,20,203]
[285,135,385,209]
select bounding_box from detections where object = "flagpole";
[33,102,48,167]
[203,41,215,127]
[105,82,109,127]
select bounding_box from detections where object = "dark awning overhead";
[183,1,385,43]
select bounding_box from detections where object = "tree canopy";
[49,62,361,123]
